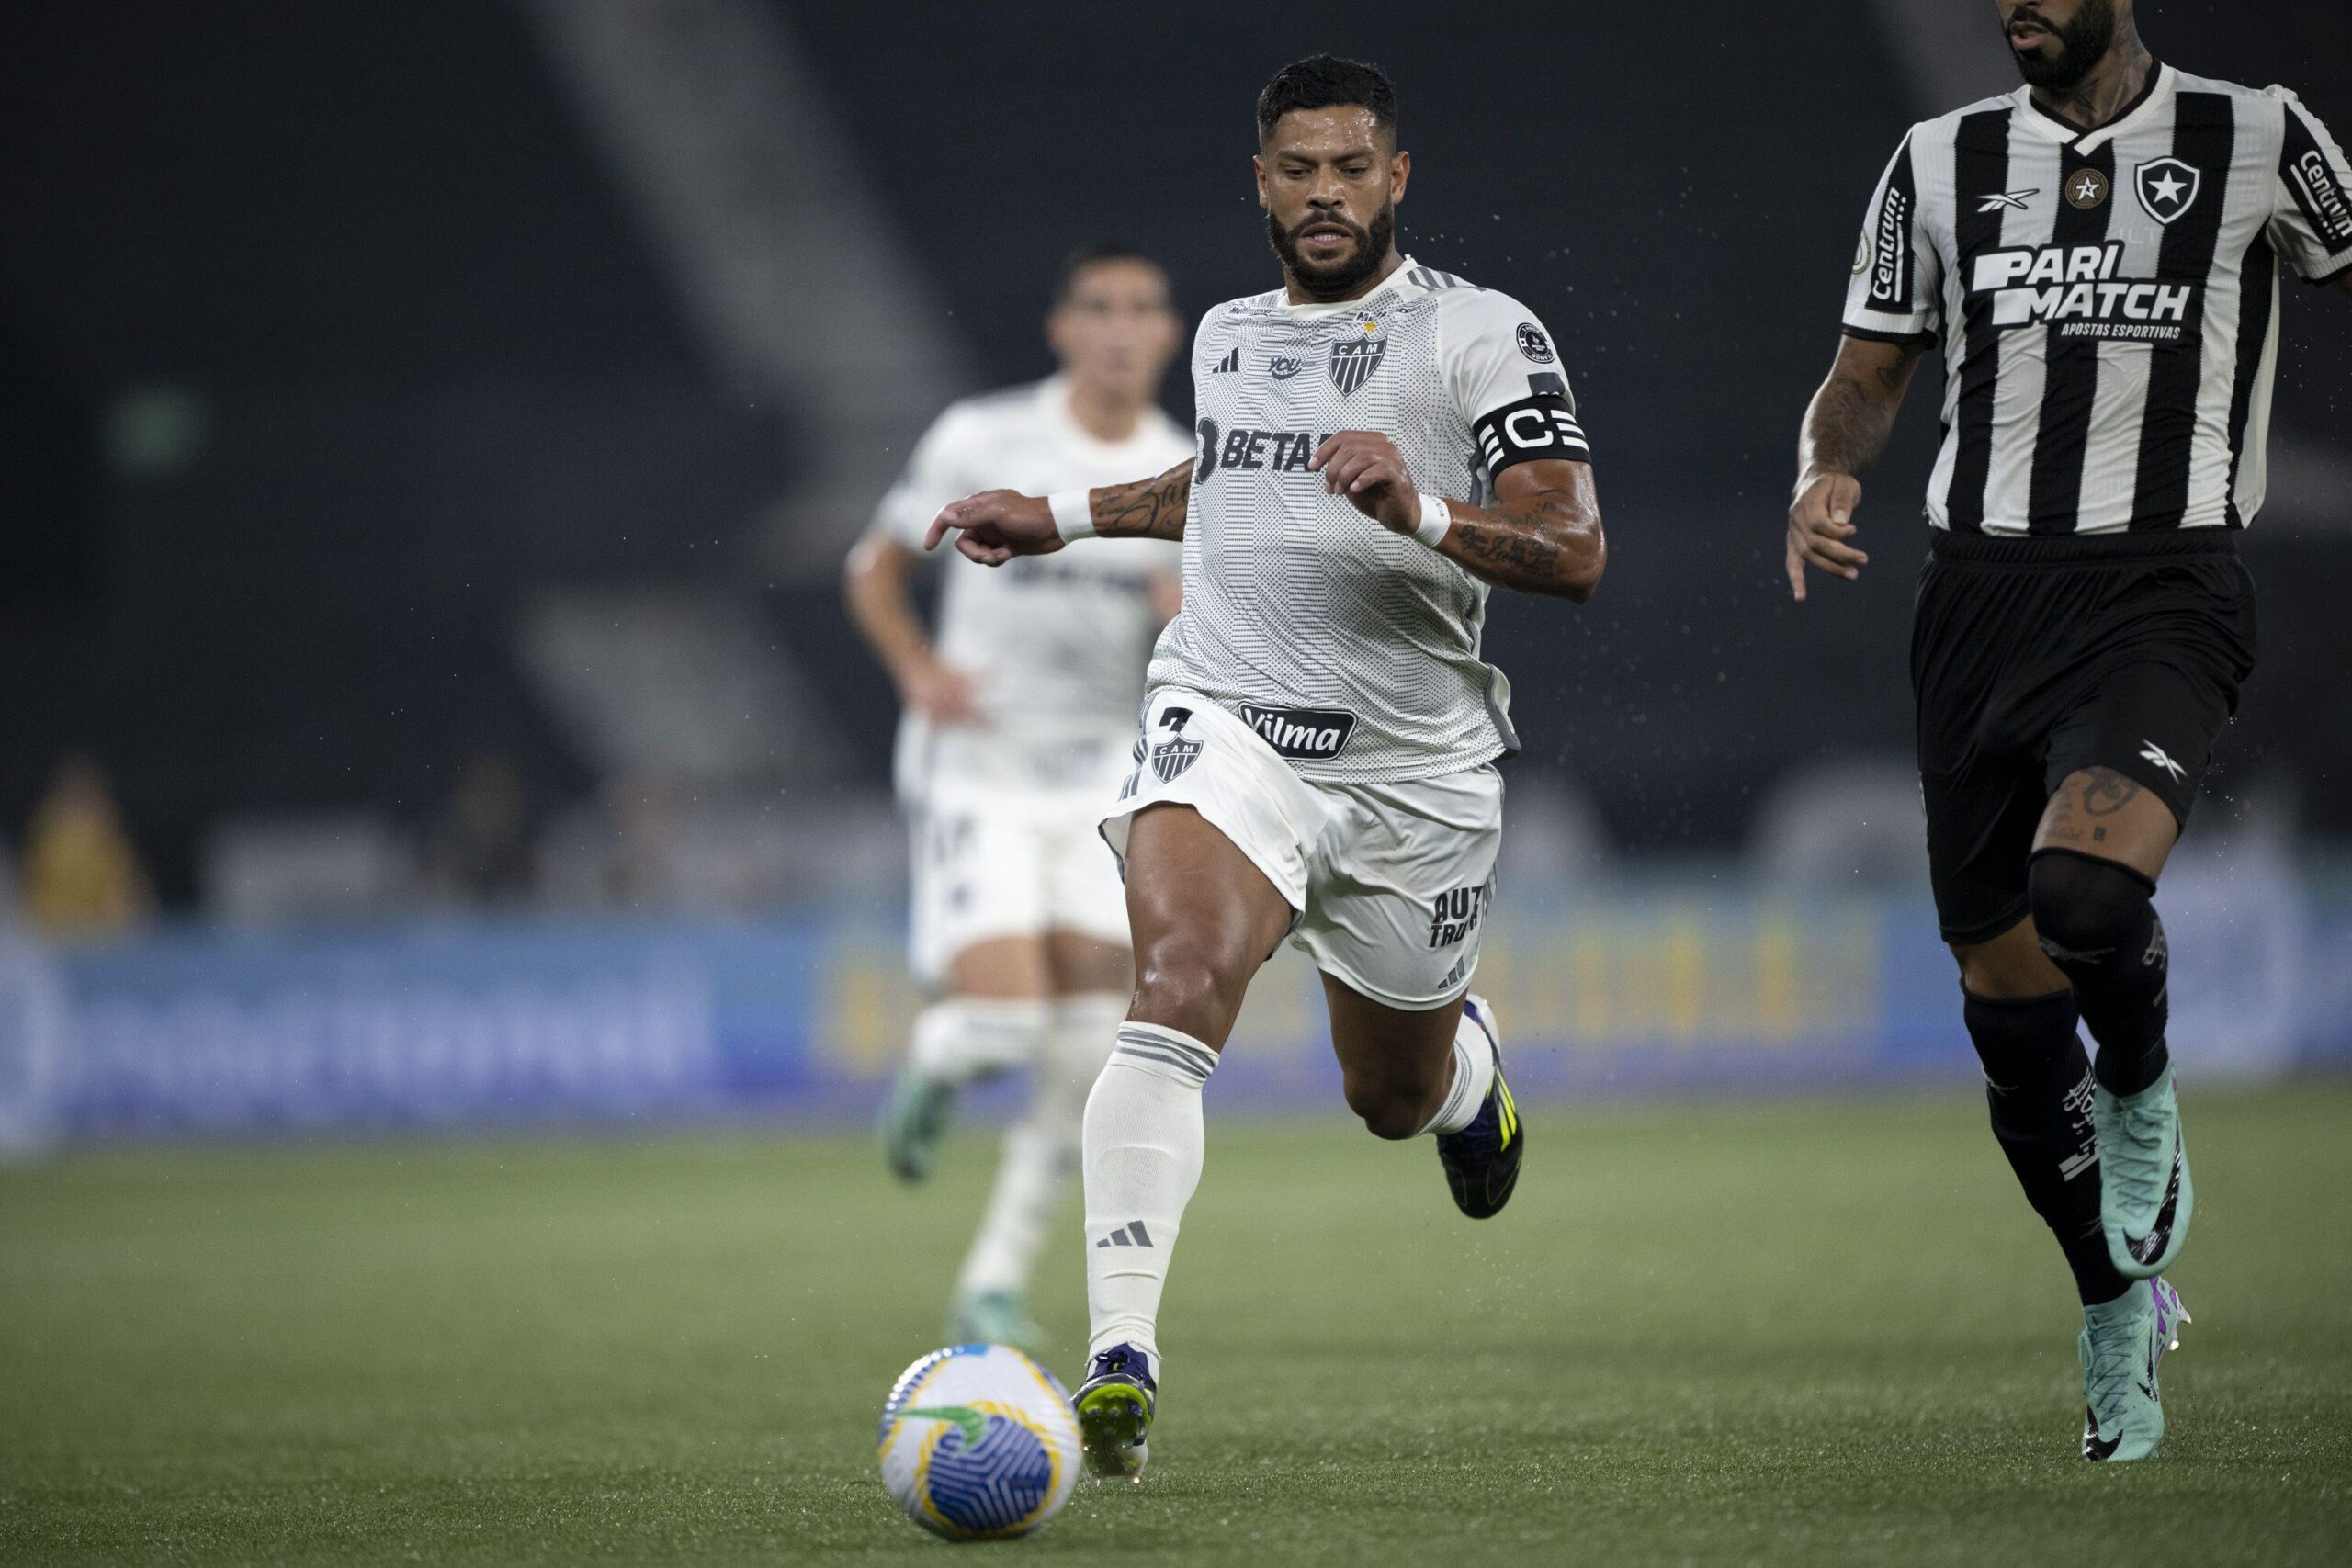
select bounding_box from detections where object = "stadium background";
[2,0,2347,1143]
[6,6,2351,1563]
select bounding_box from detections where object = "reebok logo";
[2139,740,2187,784]
[1095,1222,1154,1249]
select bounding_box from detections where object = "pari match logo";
[876,1344,1082,1540]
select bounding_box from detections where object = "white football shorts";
[1101,688,1502,1010]
[909,763,1134,984]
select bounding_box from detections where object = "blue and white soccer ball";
[877,1343,1083,1540]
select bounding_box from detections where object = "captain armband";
[1471,394,1590,477]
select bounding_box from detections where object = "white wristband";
[1412,493,1453,548]
[1047,489,1096,542]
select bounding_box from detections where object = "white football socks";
[954,994,1123,1302]
[1416,1005,1497,1137]
[1082,1021,1216,1373]
[910,997,1051,1084]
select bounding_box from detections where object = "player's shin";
[2026,852,2170,1097]
[951,995,1123,1321]
[1081,1022,1214,1370]
[1964,988,2130,1305]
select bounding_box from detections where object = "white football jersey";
[876,376,1190,796]
[1149,260,1590,782]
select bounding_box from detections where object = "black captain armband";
[1473,380,1590,476]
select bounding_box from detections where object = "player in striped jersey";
[1785,0,2352,1463]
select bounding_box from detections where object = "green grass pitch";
[4,1084,2348,1565]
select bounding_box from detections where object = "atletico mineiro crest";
[1148,705,1202,783]
[1329,314,1386,395]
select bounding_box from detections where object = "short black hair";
[1051,243,1168,308]
[1255,55,1396,146]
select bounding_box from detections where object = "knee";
[1341,1073,1426,1141]
[2026,850,2156,966]
[1129,931,1248,1042]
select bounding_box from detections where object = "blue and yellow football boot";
[1071,1343,1156,1481]
[1435,994,1522,1219]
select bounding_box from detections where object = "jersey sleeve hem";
[1840,323,1938,345]
[2301,250,2352,285]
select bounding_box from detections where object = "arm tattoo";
[1800,340,1927,480]
[2080,767,2144,818]
[1092,461,1193,541]
[1440,490,1603,599]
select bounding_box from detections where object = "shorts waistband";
[1928,527,2239,566]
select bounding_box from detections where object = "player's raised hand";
[925,491,1063,566]
[1310,431,1420,535]
[1785,471,1869,601]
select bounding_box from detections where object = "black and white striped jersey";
[1842,63,2352,536]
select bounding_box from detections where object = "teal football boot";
[2080,1276,2188,1461]
[2093,1066,2192,1278]
[878,1066,957,1184]
[947,1289,1043,1350]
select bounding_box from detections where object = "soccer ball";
[876,1343,1083,1540]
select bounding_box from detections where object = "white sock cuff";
[1107,1022,1218,1088]
[911,996,1053,1078]
[1419,1009,1497,1136]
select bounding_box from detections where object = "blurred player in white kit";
[843,245,1191,1345]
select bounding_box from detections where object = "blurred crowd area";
[4,3,2348,938]
[6,739,2324,942]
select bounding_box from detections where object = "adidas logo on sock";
[1095,1221,1155,1248]
[1211,345,1240,373]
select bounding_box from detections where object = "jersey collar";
[1273,255,1421,320]
[2015,61,2173,154]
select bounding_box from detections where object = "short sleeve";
[1842,130,1941,343]
[2268,91,2352,285]
[872,405,980,547]
[1442,289,1591,478]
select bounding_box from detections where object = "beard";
[2007,0,2116,92]
[1267,201,1396,298]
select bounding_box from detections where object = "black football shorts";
[1910,529,2257,945]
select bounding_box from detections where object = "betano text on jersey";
[1149,260,1590,783]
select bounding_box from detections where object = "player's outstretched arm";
[1311,432,1603,601]
[924,462,1193,566]
[1786,333,1928,601]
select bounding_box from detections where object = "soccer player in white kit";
[929,57,1608,1477]
[844,245,1191,1347]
